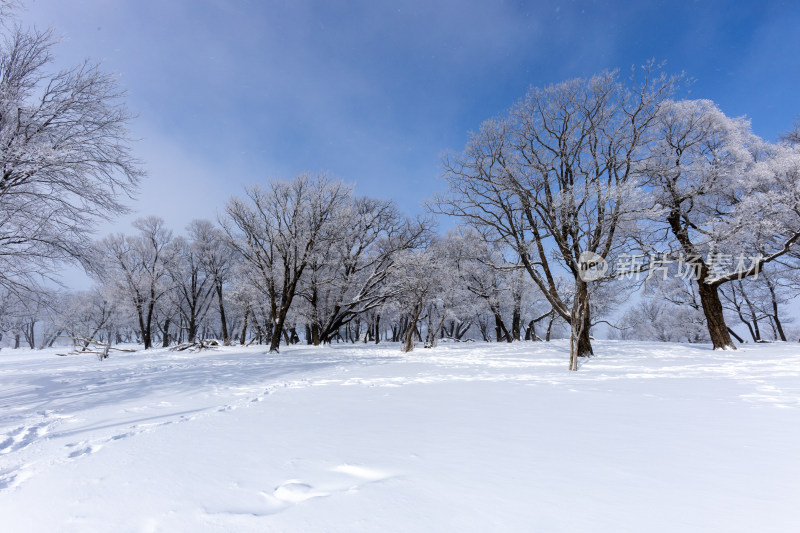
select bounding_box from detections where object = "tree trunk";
[403,303,423,353]
[698,282,735,349]
[268,322,283,353]
[162,317,171,347]
[493,310,512,343]
[311,323,321,345]
[240,305,249,345]
[24,321,35,349]
[569,283,593,371]
[375,314,381,344]
[216,282,230,345]
[727,327,745,344]
[187,316,196,343]
[767,281,787,341]
[511,300,522,341]
[140,304,152,350]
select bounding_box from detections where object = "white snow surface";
[1,340,799,532]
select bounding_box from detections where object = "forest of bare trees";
[1,0,799,370]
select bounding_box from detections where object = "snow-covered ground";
[1,340,799,532]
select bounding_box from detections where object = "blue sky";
[20,0,800,233]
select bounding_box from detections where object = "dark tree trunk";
[525,320,535,341]
[144,293,159,350]
[161,317,171,347]
[493,310,512,343]
[403,303,424,353]
[216,282,230,345]
[576,314,593,357]
[697,282,735,349]
[374,314,381,344]
[240,305,249,345]
[667,209,735,350]
[545,316,555,341]
[767,281,787,341]
[268,322,283,353]
[187,316,197,343]
[511,301,521,341]
[24,320,35,349]
[727,327,745,344]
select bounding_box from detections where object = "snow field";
[1,340,799,532]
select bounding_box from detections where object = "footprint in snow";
[0,422,50,455]
[273,481,329,503]
[270,464,394,508]
[68,445,100,458]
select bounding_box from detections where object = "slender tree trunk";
[24,321,35,349]
[512,299,522,341]
[403,303,424,353]
[738,284,761,341]
[727,327,745,344]
[493,309,512,343]
[767,281,787,341]
[216,282,229,345]
[375,314,381,345]
[240,305,249,345]
[140,301,154,350]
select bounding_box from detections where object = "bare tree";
[58,286,121,349]
[223,174,350,353]
[299,196,433,345]
[436,67,678,369]
[781,117,800,145]
[391,248,444,352]
[0,26,143,296]
[645,100,800,349]
[191,220,235,344]
[168,230,216,343]
[96,217,175,349]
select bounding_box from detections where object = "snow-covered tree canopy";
[0,26,143,295]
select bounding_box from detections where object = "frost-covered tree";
[720,266,798,342]
[391,247,446,352]
[0,23,142,296]
[96,217,175,349]
[191,219,235,344]
[57,286,121,349]
[223,174,350,353]
[436,67,678,369]
[645,100,800,349]
[299,196,432,345]
[443,227,517,342]
[168,228,217,343]
[781,117,800,146]
[614,297,708,343]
